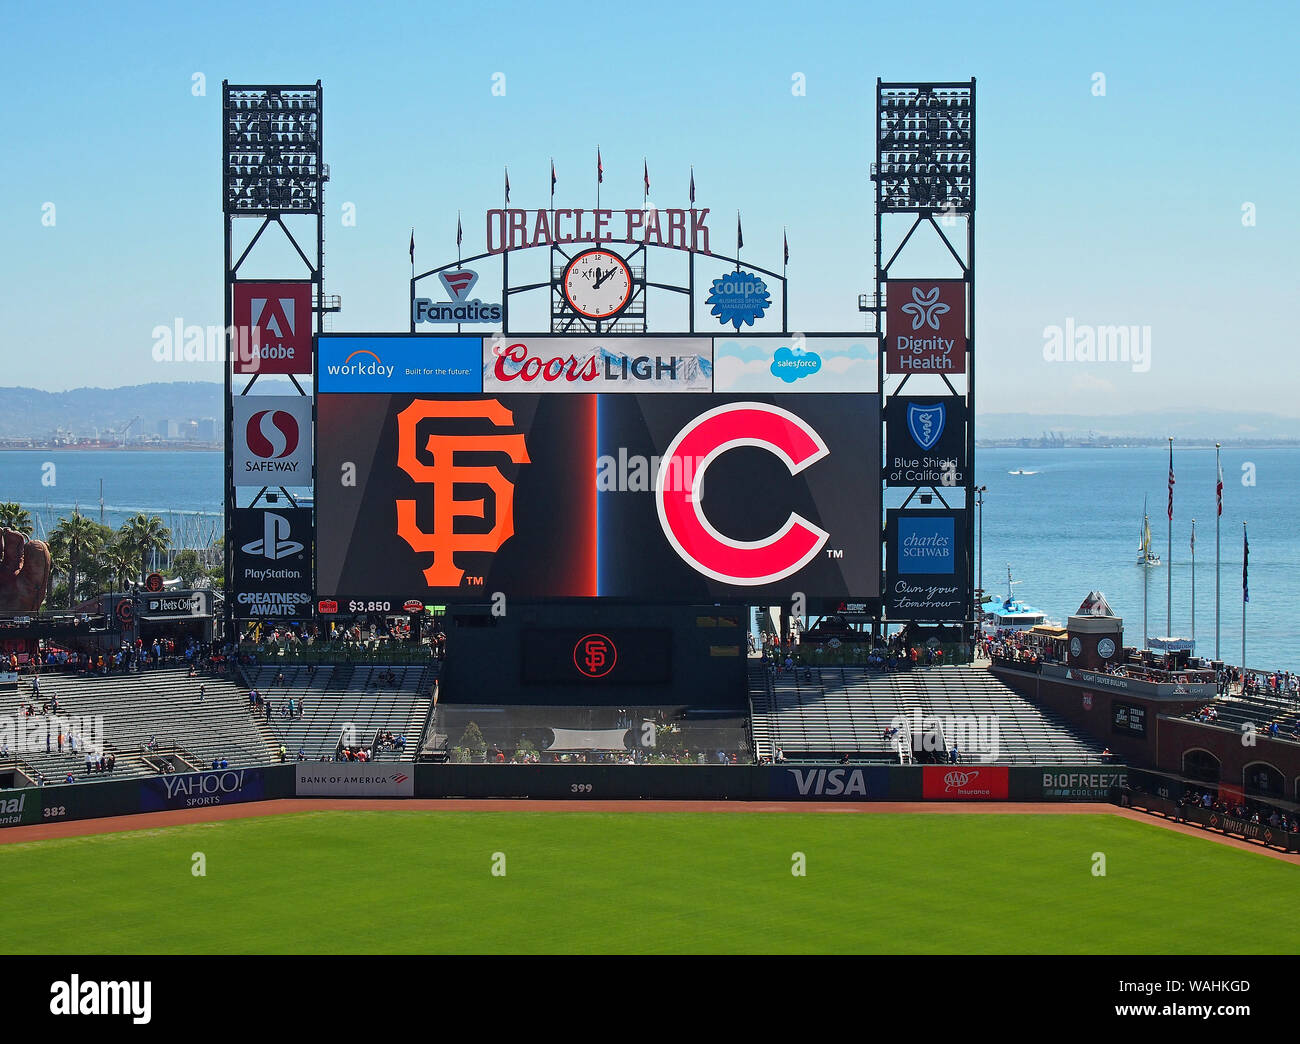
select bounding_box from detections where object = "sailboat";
[1137,497,1161,566]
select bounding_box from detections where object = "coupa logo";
[906,402,945,450]
[246,410,299,459]
[655,402,829,585]
[574,633,617,678]
[770,345,821,383]
[395,399,530,586]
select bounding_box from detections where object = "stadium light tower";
[873,79,976,650]
[222,82,330,644]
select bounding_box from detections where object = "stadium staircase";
[748,662,1107,764]
[10,668,275,783]
[241,663,437,762]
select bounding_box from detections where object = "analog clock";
[562,249,632,319]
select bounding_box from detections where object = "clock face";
[1098,638,1116,659]
[563,249,633,319]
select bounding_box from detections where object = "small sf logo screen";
[395,399,530,586]
[574,633,617,678]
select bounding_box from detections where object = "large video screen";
[316,390,879,607]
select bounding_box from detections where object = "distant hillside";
[0,383,225,438]
[976,409,1300,443]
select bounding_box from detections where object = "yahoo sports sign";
[139,768,266,811]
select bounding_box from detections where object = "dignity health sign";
[885,280,966,374]
[885,509,968,621]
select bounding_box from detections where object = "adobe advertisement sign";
[521,628,672,685]
[232,396,313,487]
[483,338,712,393]
[885,509,969,620]
[922,766,1009,800]
[885,395,967,486]
[232,282,313,374]
[885,279,966,374]
[315,392,880,605]
[231,508,313,620]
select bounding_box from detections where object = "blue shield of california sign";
[906,402,945,451]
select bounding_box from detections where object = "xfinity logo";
[788,768,869,797]
[50,976,151,1024]
[240,512,304,560]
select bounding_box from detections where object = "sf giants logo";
[655,403,828,585]
[574,633,617,678]
[395,400,530,586]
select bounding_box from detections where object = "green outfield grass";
[0,811,1294,954]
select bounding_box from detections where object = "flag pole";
[1241,521,1248,691]
[1190,519,1196,649]
[1143,513,1149,651]
[1215,442,1221,660]
[1167,436,1173,642]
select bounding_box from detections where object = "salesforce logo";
[770,345,822,383]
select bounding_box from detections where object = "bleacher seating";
[748,661,1108,764]
[6,667,276,781]
[243,663,436,762]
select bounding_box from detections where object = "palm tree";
[120,513,172,584]
[48,510,105,607]
[102,536,136,594]
[0,502,33,536]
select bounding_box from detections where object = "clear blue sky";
[1,0,1296,416]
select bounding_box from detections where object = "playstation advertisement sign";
[231,508,313,620]
[884,395,967,487]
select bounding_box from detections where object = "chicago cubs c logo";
[395,399,530,587]
[654,403,829,585]
[574,633,617,678]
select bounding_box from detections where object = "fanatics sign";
[885,280,966,374]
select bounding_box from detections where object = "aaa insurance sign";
[885,280,966,374]
[232,282,313,374]
[233,396,313,486]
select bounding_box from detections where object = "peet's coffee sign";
[487,208,711,254]
[143,592,208,617]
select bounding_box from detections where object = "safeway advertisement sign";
[885,280,966,374]
[232,282,313,374]
[922,766,1009,800]
[233,396,313,486]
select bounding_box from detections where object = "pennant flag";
[783,228,789,266]
[456,212,463,248]
[1243,525,1249,603]
[597,149,603,184]
[1191,522,1195,552]
[409,229,414,264]
[551,158,557,195]
[1216,454,1224,517]
[689,168,695,205]
[1167,440,1175,521]
[737,212,743,252]
[643,159,650,196]
[505,167,511,205]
